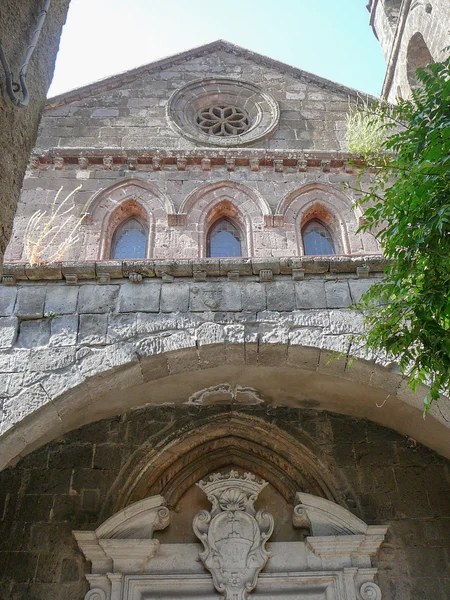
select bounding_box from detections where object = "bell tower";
[367,0,450,100]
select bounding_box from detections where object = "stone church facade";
[0,25,449,600]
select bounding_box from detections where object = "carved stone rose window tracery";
[167,78,280,147]
[196,105,250,136]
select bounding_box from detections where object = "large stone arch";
[104,411,350,517]
[2,340,449,472]
[82,178,176,259]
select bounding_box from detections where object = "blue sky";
[49,0,386,97]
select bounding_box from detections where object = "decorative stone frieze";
[53,156,64,170]
[259,269,273,282]
[127,157,137,170]
[193,471,274,600]
[27,148,367,173]
[103,156,113,170]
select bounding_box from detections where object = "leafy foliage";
[355,57,450,412]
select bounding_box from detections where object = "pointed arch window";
[111,218,148,259]
[302,219,335,255]
[207,218,242,258]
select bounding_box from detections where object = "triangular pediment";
[46,40,377,110]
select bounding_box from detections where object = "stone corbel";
[74,495,170,599]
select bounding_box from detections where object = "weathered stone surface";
[0,286,17,316]
[324,281,352,308]
[16,319,50,348]
[15,286,46,318]
[49,315,78,347]
[0,0,70,270]
[45,285,79,315]
[160,283,190,313]
[28,347,76,372]
[349,279,373,304]
[0,316,18,348]
[266,281,296,311]
[78,285,119,314]
[295,281,326,309]
[78,314,108,345]
[118,282,160,313]
[241,283,267,311]
[190,283,242,312]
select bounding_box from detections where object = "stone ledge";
[2,255,388,283]
[28,148,368,172]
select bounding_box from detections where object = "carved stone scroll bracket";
[360,581,382,600]
[193,471,274,600]
[84,588,107,600]
[74,494,170,599]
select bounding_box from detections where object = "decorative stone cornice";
[28,148,367,172]
[1,255,388,284]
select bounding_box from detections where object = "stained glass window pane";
[303,220,335,255]
[112,218,147,259]
[207,218,242,258]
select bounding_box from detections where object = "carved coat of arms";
[193,471,274,600]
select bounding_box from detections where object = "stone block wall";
[37,43,358,153]
[0,264,379,459]
[5,161,378,262]
[0,0,70,272]
[0,406,448,600]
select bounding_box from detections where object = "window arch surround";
[406,32,434,90]
[83,178,175,260]
[181,181,270,258]
[302,218,336,256]
[276,184,367,255]
[111,216,149,260]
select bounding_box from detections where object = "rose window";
[196,105,250,136]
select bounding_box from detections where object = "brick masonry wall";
[0,406,448,600]
[0,0,70,272]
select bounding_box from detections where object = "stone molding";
[1,254,387,283]
[293,492,383,536]
[27,148,367,172]
[167,78,280,147]
[73,495,170,574]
